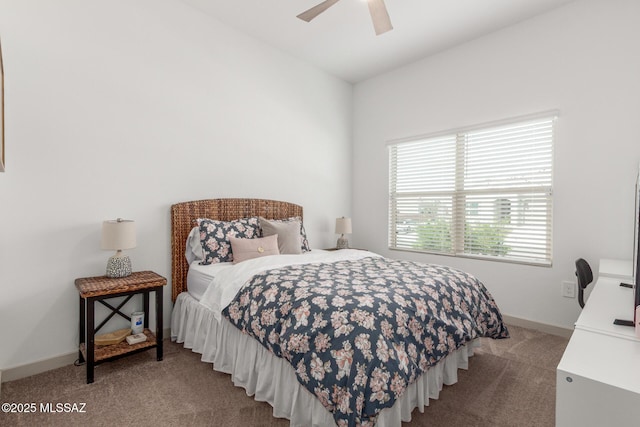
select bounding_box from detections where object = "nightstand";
[75,271,166,384]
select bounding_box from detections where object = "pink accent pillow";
[229,235,280,264]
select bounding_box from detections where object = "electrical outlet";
[562,281,576,298]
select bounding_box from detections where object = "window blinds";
[389,115,555,265]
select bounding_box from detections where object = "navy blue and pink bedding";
[222,255,509,427]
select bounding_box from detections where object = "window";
[388,113,555,265]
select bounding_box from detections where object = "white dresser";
[556,259,640,426]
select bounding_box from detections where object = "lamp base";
[106,254,132,278]
[336,235,349,249]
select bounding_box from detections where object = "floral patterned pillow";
[197,217,260,264]
[259,216,311,252]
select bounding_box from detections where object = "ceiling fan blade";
[297,0,341,22]
[368,0,393,35]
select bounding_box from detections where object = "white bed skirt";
[171,292,479,427]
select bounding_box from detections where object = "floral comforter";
[222,256,509,427]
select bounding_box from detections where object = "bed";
[170,198,509,427]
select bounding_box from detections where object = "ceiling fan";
[297,0,393,36]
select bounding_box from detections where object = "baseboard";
[502,314,573,338]
[1,351,78,383]
[1,328,172,383]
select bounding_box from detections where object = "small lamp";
[101,218,136,278]
[335,217,352,249]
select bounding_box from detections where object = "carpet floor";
[0,324,568,427]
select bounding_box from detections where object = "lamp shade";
[101,219,136,251]
[335,217,352,235]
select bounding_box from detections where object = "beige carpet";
[0,324,567,427]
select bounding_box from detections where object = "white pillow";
[185,227,204,264]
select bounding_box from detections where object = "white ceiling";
[178,0,576,83]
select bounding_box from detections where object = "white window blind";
[389,114,555,265]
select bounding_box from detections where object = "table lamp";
[335,217,352,249]
[101,218,136,278]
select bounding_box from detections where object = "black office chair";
[575,258,593,308]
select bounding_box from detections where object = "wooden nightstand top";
[75,271,166,298]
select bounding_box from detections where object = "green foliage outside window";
[463,220,511,256]
[412,219,510,256]
[414,218,453,253]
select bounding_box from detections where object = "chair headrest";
[575,258,593,288]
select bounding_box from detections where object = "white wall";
[352,0,640,329]
[0,0,352,369]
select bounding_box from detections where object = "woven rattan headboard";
[170,198,303,301]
